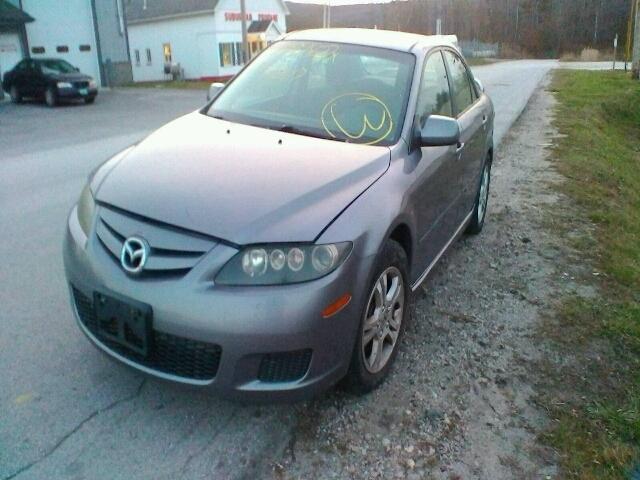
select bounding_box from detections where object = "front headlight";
[216,242,352,286]
[57,81,73,89]
[77,183,96,236]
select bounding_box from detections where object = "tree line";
[286,0,634,57]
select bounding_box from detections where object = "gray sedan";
[63,28,494,401]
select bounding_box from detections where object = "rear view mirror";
[207,82,225,101]
[420,115,460,147]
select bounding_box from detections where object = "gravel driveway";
[270,75,575,480]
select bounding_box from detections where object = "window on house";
[56,46,69,53]
[219,42,244,67]
[146,48,152,65]
[235,42,243,64]
[163,43,172,63]
[79,44,91,52]
[134,49,140,66]
[31,46,45,54]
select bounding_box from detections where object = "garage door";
[0,32,24,84]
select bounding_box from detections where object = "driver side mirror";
[420,115,461,147]
[207,82,225,101]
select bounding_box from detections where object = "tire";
[9,85,21,103]
[466,158,492,235]
[344,239,409,393]
[84,97,95,104]
[45,87,57,107]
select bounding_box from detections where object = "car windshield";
[207,40,415,146]
[39,59,77,74]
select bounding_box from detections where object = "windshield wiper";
[276,124,346,142]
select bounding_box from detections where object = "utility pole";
[322,1,331,28]
[240,0,249,64]
[634,0,640,79]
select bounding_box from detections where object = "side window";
[443,51,474,115]
[416,51,452,125]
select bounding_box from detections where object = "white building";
[0,0,132,89]
[126,0,288,83]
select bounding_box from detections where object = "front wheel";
[84,97,95,104]
[344,240,409,393]
[45,87,57,107]
[466,159,491,235]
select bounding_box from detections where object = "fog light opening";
[322,293,352,318]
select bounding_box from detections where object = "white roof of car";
[283,28,459,53]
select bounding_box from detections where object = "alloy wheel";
[45,88,56,107]
[10,86,19,103]
[477,164,490,224]
[361,266,405,374]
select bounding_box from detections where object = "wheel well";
[389,224,412,266]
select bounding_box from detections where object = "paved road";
[0,60,556,480]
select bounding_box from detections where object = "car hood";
[95,112,390,245]
[52,72,92,82]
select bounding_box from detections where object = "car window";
[208,40,416,146]
[416,51,453,126]
[39,59,77,75]
[14,60,28,71]
[443,51,474,116]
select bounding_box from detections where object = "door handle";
[482,115,488,125]
[456,142,465,154]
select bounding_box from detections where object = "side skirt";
[410,209,474,292]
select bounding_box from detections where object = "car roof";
[282,28,459,53]
[31,58,69,63]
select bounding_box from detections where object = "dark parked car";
[64,29,494,401]
[2,58,98,107]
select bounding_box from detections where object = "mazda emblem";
[120,237,149,274]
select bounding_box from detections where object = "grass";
[543,70,640,479]
[123,80,213,90]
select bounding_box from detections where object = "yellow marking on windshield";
[321,93,393,145]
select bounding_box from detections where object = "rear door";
[442,50,486,220]
[8,59,28,93]
[410,50,460,277]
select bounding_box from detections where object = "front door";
[410,50,461,279]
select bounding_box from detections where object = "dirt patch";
[270,76,594,480]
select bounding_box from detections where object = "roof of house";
[0,0,34,27]
[248,20,273,33]
[126,0,289,25]
[283,29,459,53]
[126,0,219,24]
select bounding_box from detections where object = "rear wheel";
[45,87,57,107]
[344,240,409,393]
[466,158,491,235]
[9,85,21,103]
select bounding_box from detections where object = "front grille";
[72,287,221,381]
[73,81,89,89]
[258,349,312,383]
[95,205,218,277]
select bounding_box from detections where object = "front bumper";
[57,86,98,100]
[63,205,374,401]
